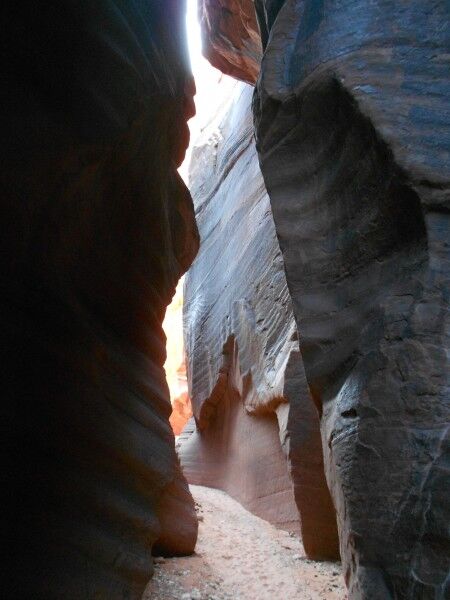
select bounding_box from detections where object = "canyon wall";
[198,0,262,84]
[163,280,193,435]
[2,2,198,598]
[179,81,338,557]
[196,0,450,597]
[252,0,450,598]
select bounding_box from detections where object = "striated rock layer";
[198,0,262,84]
[2,2,198,598]
[179,81,338,556]
[252,0,450,597]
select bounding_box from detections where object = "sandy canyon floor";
[144,485,346,600]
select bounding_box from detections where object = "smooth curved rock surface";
[2,2,198,598]
[184,82,295,422]
[198,0,262,84]
[179,372,302,534]
[179,81,338,556]
[253,1,450,597]
[280,349,340,559]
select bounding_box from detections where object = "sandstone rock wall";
[179,81,339,556]
[194,0,449,595]
[2,2,198,598]
[280,349,339,559]
[170,391,193,436]
[163,280,193,435]
[198,0,262,84]
[179,81,298,531]
[252,1,450,597]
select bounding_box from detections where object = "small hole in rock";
[341,408,358,418]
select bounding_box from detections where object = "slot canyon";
[1,1,449,599]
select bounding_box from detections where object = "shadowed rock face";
[198,0,262,84]
[179,81,339,556]
[280,349,339,559]
[2,2,198,598]
[252,0,450,597]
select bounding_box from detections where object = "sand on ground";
[144,485,346,600]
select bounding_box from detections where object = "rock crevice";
[179,81,339,557]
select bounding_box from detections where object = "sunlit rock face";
[179,81,339,556]
[2,2,198,598]
[198,0,262,84]
[170,390,193,436]
[163,279,193,435]
[252,0,450,597]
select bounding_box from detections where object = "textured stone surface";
[179,81,298,531]
[170,390,193,436]
[279,350,340,559]
[163,281,193,435]
[184,83,295,421]
[179,81,338,554]
[180,396,302,534]
[253,1,450,597]
[198,0,262,84]
[2,2,198,598]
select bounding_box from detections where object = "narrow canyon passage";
[3,1,448,598]
[144,486,345,600]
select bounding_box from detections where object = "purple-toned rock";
[253,0,450,596]
[179,81,338,556]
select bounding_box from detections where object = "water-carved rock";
[2,2,198,597]
[198,0,262,84]
[179,81,339,556]
[253,1,450,596]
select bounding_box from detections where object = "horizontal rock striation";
[184,82,295,422]
[198,0,262,84]
[2,2,198,598]
[179,81,338,554]
[253,0,450,597]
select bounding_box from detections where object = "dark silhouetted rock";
[199,0,262,84]
[179,81,339,554]
[253,1,450,597]
[1,2,198,598]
